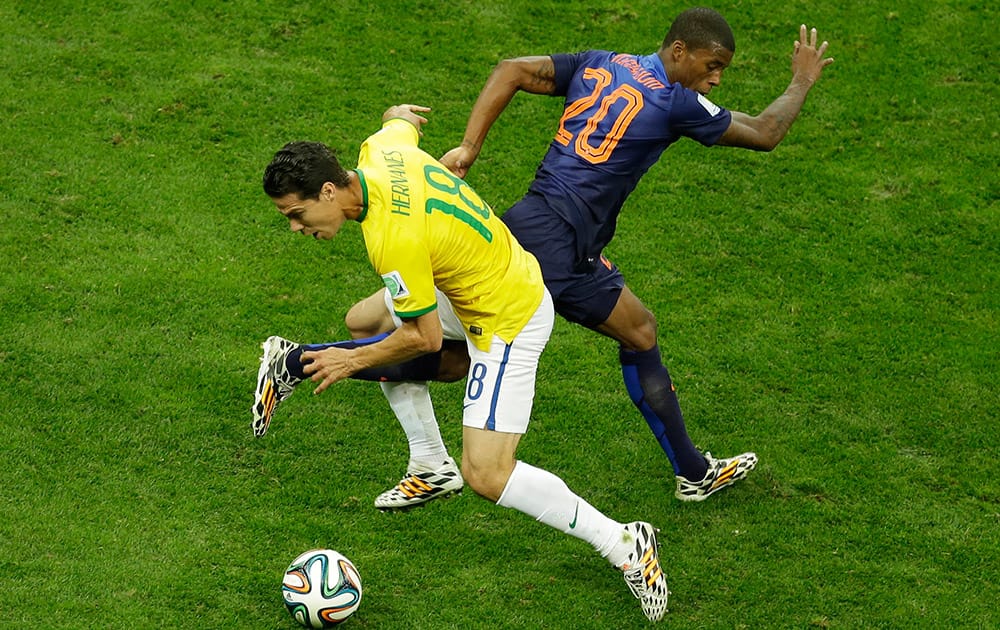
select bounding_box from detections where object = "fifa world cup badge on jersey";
[380,271,410,299]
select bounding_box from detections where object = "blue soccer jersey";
[525,50,732,263]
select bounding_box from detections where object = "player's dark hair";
[262,141,351,199]
[663,7,735,53]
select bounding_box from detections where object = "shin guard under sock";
[620,345,708,480]
[496,461,622,560]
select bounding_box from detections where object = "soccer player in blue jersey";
[254,8,833,506]
[436,8,834,501]
[258,104,669,621]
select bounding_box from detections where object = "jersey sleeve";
[551,52,590,96]
[374,229,438,319]
[668,88,732,146]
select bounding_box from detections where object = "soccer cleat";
[675,451,758,502]
[374,458,464,511]
[251,336,302,437]
[620,521,669,622]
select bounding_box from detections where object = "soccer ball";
[282,549,362,627]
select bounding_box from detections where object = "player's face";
[671,43,733,95]
[271,187,345,240]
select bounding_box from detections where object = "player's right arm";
[440,56,556,178]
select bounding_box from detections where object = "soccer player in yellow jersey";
[258,104,669,621]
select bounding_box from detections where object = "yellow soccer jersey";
[355,118,543,351]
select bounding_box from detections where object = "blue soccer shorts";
[502,194,624,329]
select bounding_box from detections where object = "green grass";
[2,0,997,628]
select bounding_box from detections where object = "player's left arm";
[716,24,833,151]
[302,311,443,394]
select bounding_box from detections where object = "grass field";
[2,1,997,628]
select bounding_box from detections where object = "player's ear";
[321,182,336,202]
[671,40,687,61]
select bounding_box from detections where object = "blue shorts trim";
[485,342,513,431]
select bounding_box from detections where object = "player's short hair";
[663,7,735,53]
[263,141,351,200]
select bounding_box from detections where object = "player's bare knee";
[460,467,494,500]
[345,292,393,339]
[460,458,504,502]
[632,311,658,349]
[601,289,661,351]
[344,306,368,338]
[617,309,659,352]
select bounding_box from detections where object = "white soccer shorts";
[461,289,554,434]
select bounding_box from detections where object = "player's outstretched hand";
[792,24,834,86]
[383,104,431,136]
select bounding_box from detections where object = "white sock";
[496,461,624,565]
[379,381,449,467]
